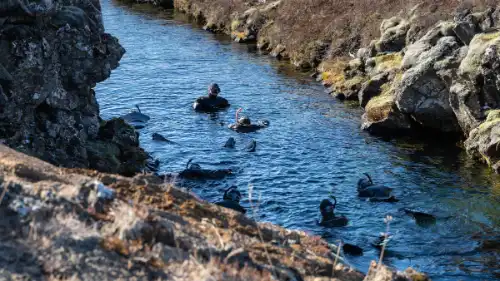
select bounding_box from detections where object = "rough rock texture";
[0,145,429,280]
[0,0,150,176]
[451,31,500,134]
[465,110,500,172]
[395,36,463,133]
[301,5,500,173]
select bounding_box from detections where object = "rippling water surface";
[96,1,500,280]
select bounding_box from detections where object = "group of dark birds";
[119,83,437,257]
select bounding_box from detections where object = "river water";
[96,1,500,280]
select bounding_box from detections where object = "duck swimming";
[228,108,269,133]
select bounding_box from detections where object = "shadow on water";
[98,1,500,280]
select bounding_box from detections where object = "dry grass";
[365,92,395,122]
[175,0,497,67]
[271,0,497,58]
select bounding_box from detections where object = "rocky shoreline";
[0,1,433,280]
[142,0,500,173]
[0,144,429,280]
[0,0,151,176]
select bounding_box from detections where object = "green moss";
[230,20,240,31]
[373,52,403,73]
[478,110,500,131]
[477,31,500,42]
[344,76,366,88]
[365,90,395,122]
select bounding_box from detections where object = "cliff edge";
[0,0,149,176]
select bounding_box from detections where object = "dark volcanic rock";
[0,0,148,176]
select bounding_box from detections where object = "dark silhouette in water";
[152,133,176,144]
[215,186,246,214]
[342,243,363,256]
[245,139,257,152]
[193,83,230,113]
[402,208,437,227]
[317,196,348,227]
[178,159,232,180]
[121,105,150,129]
[228,108,269,133]
[357,173,398,202]
[146,156,160,173]
[224,137,236,148]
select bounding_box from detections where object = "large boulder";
[0,0,149,176]
[401,21,457,69]
[231,0,281,44]
[361,85,412,135]
[450,31,500,134]
[358,73,389,108]
[395,36,462,133]
[375,16,410,53]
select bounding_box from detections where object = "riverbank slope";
[0,144,429,280]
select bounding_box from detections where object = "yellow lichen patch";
[477,31,500,42]
[318,60,347,74]
[365,92,394,122]
[335,75,367,93]
[478,109,500,132]
[374,52,403,73]
[230,20,240,31]
[344,76,366,88]
[324,71,345,86]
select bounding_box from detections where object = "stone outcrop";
[0,144,430,280]
[315,6,500,172]
[0,0,150,176]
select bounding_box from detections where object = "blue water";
[96,1,500,280]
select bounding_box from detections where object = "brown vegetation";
[173,0,497,68]
[1,144,431,280]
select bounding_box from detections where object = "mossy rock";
[459,31,500,79]
[478,109,500,132]
[372,52,403,74]
[365,94,395,122]
[86,140,121,173]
